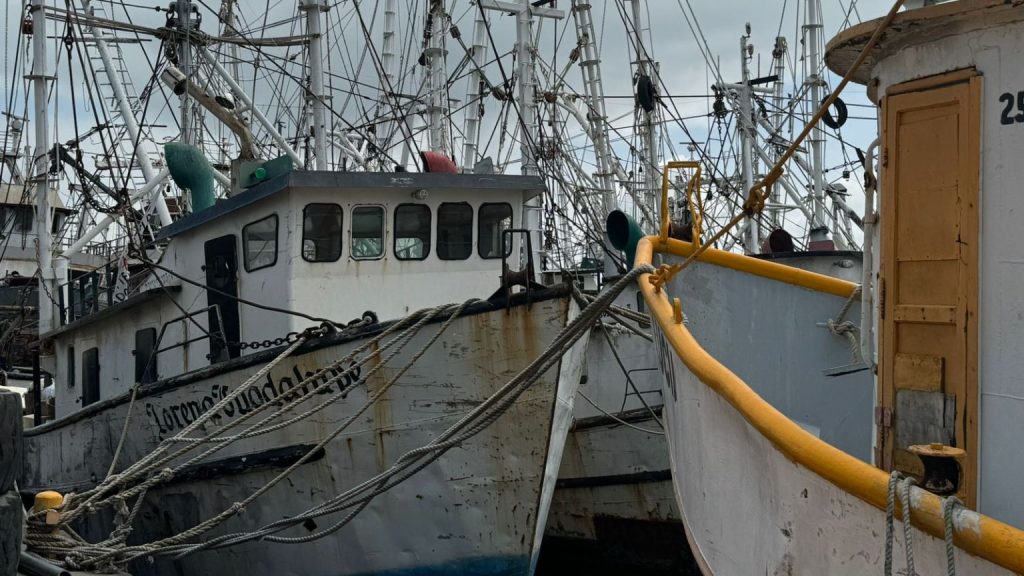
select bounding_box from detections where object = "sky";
[0,0,894,251]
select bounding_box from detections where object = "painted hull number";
[999,91,1024,125]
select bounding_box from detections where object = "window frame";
[436,202,474,261]
[477,202,514,259]
[301,203,343,263]
[393,203,432,261]
[242,213,279,272]
[349,204,387,261]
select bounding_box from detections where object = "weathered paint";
[23,296,581,576]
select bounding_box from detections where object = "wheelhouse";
[40,171,544,418]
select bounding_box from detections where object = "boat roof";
[155,170,546,241]
[0,182,69,211]
[825,0,1024,84]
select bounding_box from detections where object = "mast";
[571,1,614,218]
[175,0,196,147]
[769,35,787,231]
[301,0,329,169]
[82,0,172,226]
[805,0,827,243]
[425,0,449,154]
[738,27,758,252]
[627,0,660,225]
[571,0,617,274]
[460,11,489,172]
[480,1,563,277]
[30,0,54,333]
[378,0,398,168]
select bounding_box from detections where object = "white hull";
[641,240,1021,575]
[23,294,585,576]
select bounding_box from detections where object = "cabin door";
[204,234,241,363]
[880,72,980,507]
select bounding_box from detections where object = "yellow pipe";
[651,236,856,298]
[635,236,1024,573]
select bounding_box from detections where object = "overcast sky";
[0,0,893,246]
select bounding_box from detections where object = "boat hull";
[22,293,585,576]
[649,246,1015,574]
[545,288,688,572]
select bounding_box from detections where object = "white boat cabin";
[40,171,544,419]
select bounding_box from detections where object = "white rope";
[942,495,963,576]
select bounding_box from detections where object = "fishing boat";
[633,0,1024,573]
[19,161,592,575]
[6,0,604,573]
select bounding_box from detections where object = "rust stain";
[367,339,391,473]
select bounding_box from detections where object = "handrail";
[635,235,1024,573]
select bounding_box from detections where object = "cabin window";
[394,204,431,260]
[478,203,513,259]
[351,205,385,259]
[0,206,33,233]
[66,346,75,389]
[302,203,342,262]
[437,202,473,260]
[242,214,278,272]
[135,328,158,384]
[83,347,100,406]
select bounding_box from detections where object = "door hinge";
[882,147,889,168]
[876,403,892,426]
[875,406,893,429]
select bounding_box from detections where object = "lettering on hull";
[144,361,362,439]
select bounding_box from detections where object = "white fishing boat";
[4,0,610,572]
[633,0,1024,573]
[20,163,594,574]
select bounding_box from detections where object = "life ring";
[821,96,848,129]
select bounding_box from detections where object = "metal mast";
[82,0,172,226]
[571,0,614,218]
[805,0,828,243]
[738,28,758,252]
[30,0,54,333]
[175,0,196,146]
[769,35,787,231]
[460,11,489,172]
[425,0,449,154]
[480,0,563,277]
[378,0,404,168]
[571,0,618,274]
[301,0,329,169]
[627,0,660,224]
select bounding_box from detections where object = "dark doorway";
[203,235,241,364]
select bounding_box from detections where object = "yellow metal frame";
[635,236,1024,573]
[660,161,702,246]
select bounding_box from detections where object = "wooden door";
[880,73,980,507]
